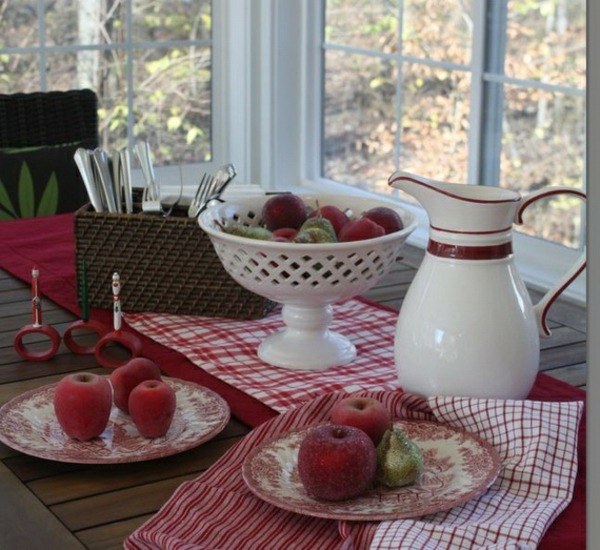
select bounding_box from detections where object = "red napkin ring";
[63,319,111,355]
[14,267,62,362]
[14,323,61,362]
[94,272,142,369]
[95,329,143,369]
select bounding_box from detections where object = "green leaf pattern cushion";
[0,142,89,219]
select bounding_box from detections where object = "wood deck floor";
[364,245,587,390]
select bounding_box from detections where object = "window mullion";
[300,0,324,182]
[466,0,486,185]
[125,0,134,150]
[479,0,508,187]
[393,0,405,172]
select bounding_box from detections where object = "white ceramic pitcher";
[389,171,586,399]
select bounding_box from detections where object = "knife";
[119,148,134,214]
[74,148,105,212]
[111,149,123,213]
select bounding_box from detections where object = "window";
[0,0,213,167]
[0,0,587,301]
[320,0,586,250]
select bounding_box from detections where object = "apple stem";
[332,427,345,438]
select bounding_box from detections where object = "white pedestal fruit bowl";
[198,194,416,371]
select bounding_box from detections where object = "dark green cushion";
[0,142,91,220]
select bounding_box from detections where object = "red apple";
[362,206,404,234]
[128,380,176,438]
[271,227,299,241]
[330,396,392,445]
[338,217,385,242]
[53,372,112,441]
[297,424,377,501]
[109,357,162,414]
[308,205,350,237]
[261,194,308,231]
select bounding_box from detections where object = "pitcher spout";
[388,170,520,234]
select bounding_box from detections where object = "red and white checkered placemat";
[125,390,583,549]
[124,299,401,412]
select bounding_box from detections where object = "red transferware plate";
[242,419,501,521]
[0,377,230,464]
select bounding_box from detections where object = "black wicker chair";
[0,89,99,149]
[0,89,99,219]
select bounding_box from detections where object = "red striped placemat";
[124,299,402,413]
[125,390,583,549]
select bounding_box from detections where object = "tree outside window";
[322,0,586,249]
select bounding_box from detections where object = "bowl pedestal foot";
[257,304,356,371]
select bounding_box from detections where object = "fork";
[163,166,185,217]
[196,164,236,215]
[187,173,214,218]
[135,141,164,215]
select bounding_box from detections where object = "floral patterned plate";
[0,378,230,464]
[242,420,501,521]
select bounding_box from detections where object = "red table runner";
[0,213,586,548]
[0,213,277,426]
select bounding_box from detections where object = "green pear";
[293,227,335,243]
[376,428,423,488]
[297,217,337,242]
[222,224,273,240]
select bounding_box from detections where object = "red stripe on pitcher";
[428,240,512,260]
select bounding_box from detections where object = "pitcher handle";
[515,186,586,337]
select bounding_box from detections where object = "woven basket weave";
[0,89,99,148]
[74,203,275,319]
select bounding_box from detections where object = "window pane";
[501,85,585,247]
[0,3,38,48]
[0,55,39,93]
[45,52,79,90]
[403,0,473,65]
[323,50,397,194]
[133,0,211,43]
[0,1,213,169]
[98,93,129,152]
[505,0,585,88]
[133,47,211,165]
[45,0,125,46]
[401,64,471,182]
[325,0,399,52]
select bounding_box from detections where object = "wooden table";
[0,260,587,549]
[0,268,252,549]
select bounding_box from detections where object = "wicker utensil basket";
[74,202,275,319]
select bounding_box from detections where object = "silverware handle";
[111,150,123,213]
[120,149,134,214]
[74,148,105,212]
[134,141,159,199]
[92,149,118,213]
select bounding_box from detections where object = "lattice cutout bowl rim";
[198,193,417,371]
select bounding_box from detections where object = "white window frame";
[2,1,585,304]
[239,0,586,305]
